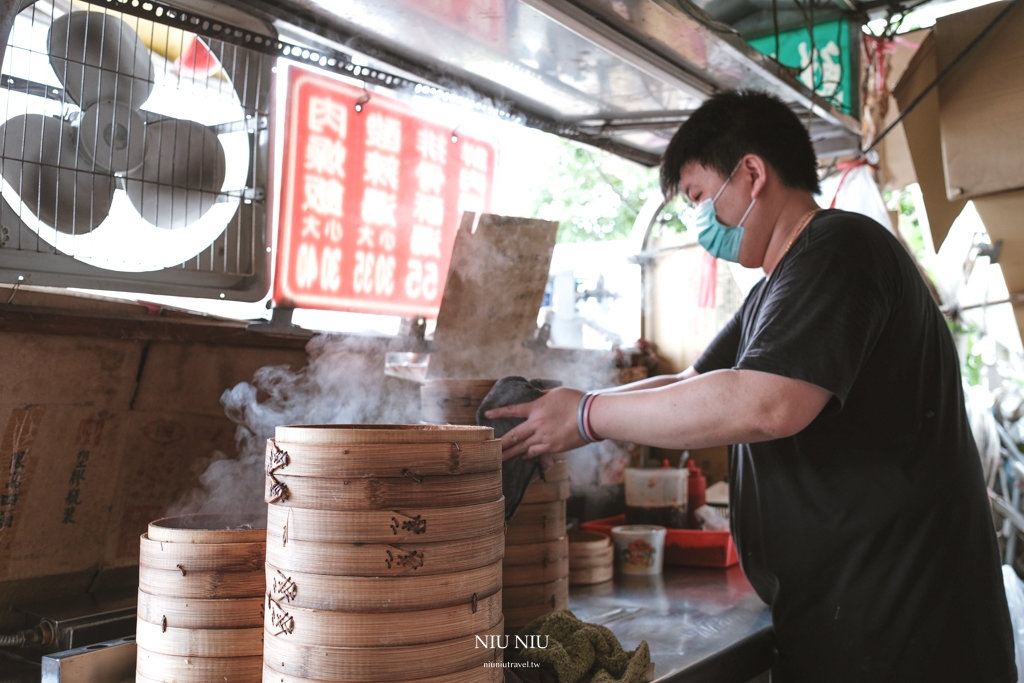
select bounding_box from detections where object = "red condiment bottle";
[687,459,706,528]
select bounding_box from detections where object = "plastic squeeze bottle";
[686,459,706,529]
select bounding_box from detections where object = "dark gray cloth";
[477,376,560,522]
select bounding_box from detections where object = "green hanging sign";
[748,19,854,115]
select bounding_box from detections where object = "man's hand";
[484,387,587,461]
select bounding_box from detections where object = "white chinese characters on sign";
[406,127,451,303]
[277,67,496,316]
[296,95,349,293]
[457,142,489,222]
[355,113,402,298]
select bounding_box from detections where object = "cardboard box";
[972,189,1024,337]
[936,0,1024,200]
[892,33,968,249]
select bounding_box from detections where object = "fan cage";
[0,0,272,300]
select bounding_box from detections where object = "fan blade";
[0,114,115,235]
[125,120,226,229]
[48,11,154,111]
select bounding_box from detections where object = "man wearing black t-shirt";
[485,91,1016,681]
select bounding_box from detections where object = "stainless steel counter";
[568,566,774,683]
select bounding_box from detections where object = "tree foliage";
[523,138,687,243]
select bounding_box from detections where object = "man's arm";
[595,366,699,395]
[488,368,830,458]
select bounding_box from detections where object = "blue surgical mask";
[695,163,757,263]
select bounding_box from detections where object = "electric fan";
[0,1,271,294]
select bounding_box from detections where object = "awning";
[249,0,861,165]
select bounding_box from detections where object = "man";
[485,91,1015,682]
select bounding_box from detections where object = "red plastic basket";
[579,514,739,568]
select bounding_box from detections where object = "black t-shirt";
[694,210,1015,683]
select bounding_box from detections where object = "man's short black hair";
[659,90,820,198]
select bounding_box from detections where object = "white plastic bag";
[816,163,894,233]
[1002,564,1024,682]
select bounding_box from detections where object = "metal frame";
[0,0,275,301]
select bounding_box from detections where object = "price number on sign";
[353,251,396,296]
[404,259,439,301]
[295,244,343,292]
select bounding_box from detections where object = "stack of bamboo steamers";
[421,379,571,631]
[136,515,266,682]
[262,424,505,683]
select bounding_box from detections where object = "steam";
[166,334,419,524]
[168,329,637,525]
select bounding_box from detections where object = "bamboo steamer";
[148,515,267,544]
[139,565,266,599]
[135,619,264,657]
[266,532,504,577]
[419,379,497,425]
[520,477,570,504]
[265,439,501,478]
[540,460,569,481]
[502,555,569,586]
[502,537,568,567]
[138,591,265,630]
[139,534,265,573]
[264,424,507,681]
[503,578,568,607]
[265,561,503,611]
[137,515,266,683]
[569,564,614,585]
[505,500,567,544]
[568,531,613,585]
[503,590,569,629]
[264,591,502,647]
[265,499,504,544]
[567,532,613,569]
[261,662,504,683]
[263,619,504,681]
[265,470,502,510]
[136,648,263,682]
[274,424,493,444]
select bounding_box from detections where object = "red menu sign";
[273,64,495,317]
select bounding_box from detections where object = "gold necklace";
[784,208,822,255]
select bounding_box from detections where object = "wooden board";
[274,424,493,445]
[265,439,501,478]
[265,499,504,544]
[428,214,559,379]
[137,590,264,629]
[139,535,265,574]
[266,532,505,577]
[263,619,503,681]
[139,565,265,599]
[265,561,503,612]
[264,590,502,647]
[136,619,263,657]
[265,471,502,510]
